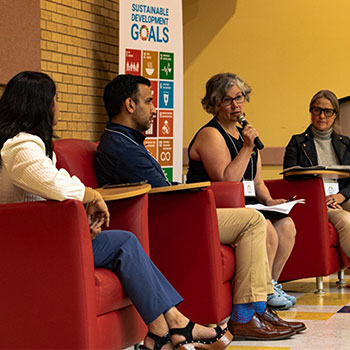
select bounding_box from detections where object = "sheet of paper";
[245,199,305,214]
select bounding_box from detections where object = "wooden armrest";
[284,169,349,179]
[95,183,151,201]
[149,181,211,194]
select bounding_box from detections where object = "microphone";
[237,114,264,150]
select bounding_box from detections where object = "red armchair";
[148,181,245,325]
[0,198,148,349]
[265,177,349,292]
[7,138,150,349]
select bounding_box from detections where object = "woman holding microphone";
[187,73,297,310]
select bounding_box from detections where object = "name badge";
[322,179,339,196]
[243,180,256,197]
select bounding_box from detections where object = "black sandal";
[169,321,233,350]
[139,331,171,350]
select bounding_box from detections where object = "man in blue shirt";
[96,74,306,340]
[96,75,170,188]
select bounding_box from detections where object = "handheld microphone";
[237,114,264,150]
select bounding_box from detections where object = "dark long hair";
[0,71,56,163]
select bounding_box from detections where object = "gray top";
[312,126,340,167]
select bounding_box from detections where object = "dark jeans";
[92,230,183,324]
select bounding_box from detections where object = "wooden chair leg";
[315,276,326,294]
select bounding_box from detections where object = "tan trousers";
[216,208,273,304]
[328,199,350,258]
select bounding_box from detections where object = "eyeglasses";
[310,106,336,118]
[222,94,245,106]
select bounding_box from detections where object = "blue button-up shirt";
[96,122,171,188]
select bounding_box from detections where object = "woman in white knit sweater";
[0,71,232,350]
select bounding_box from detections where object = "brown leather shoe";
[228,313,295,340]
[261,308,307,333]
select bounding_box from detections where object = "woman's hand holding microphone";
[238,114,264,150]
[241,123,260,149]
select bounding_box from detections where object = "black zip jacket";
[283,125,350,199]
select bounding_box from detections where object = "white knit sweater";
[0,132,85,204]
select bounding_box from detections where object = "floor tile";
[295,292,350,306]
[228,346,290,350]
[277,310,334,321]
[226,274,350,350]
[337,305,350,313]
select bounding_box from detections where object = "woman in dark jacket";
[284,89,350,260]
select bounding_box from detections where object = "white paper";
[245,199,305,215]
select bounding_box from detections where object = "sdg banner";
[119,0,183,183]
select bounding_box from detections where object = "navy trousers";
[92,230,183,324]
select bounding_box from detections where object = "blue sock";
[254,301,266,315]
[230,303,255,323]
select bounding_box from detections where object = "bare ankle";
[164,308,189,329]
[148,315,169,340]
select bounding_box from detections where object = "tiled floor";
[228,274,350,350]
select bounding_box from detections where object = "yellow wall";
[183,0,350,178]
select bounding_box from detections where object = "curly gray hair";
[201,73,252,116]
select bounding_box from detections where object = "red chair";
[32,138,149,349]
[0,197,149,349]
[265,177,349,292]
[148,181,245,324]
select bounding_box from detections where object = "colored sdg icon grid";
[159,52,174,80]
